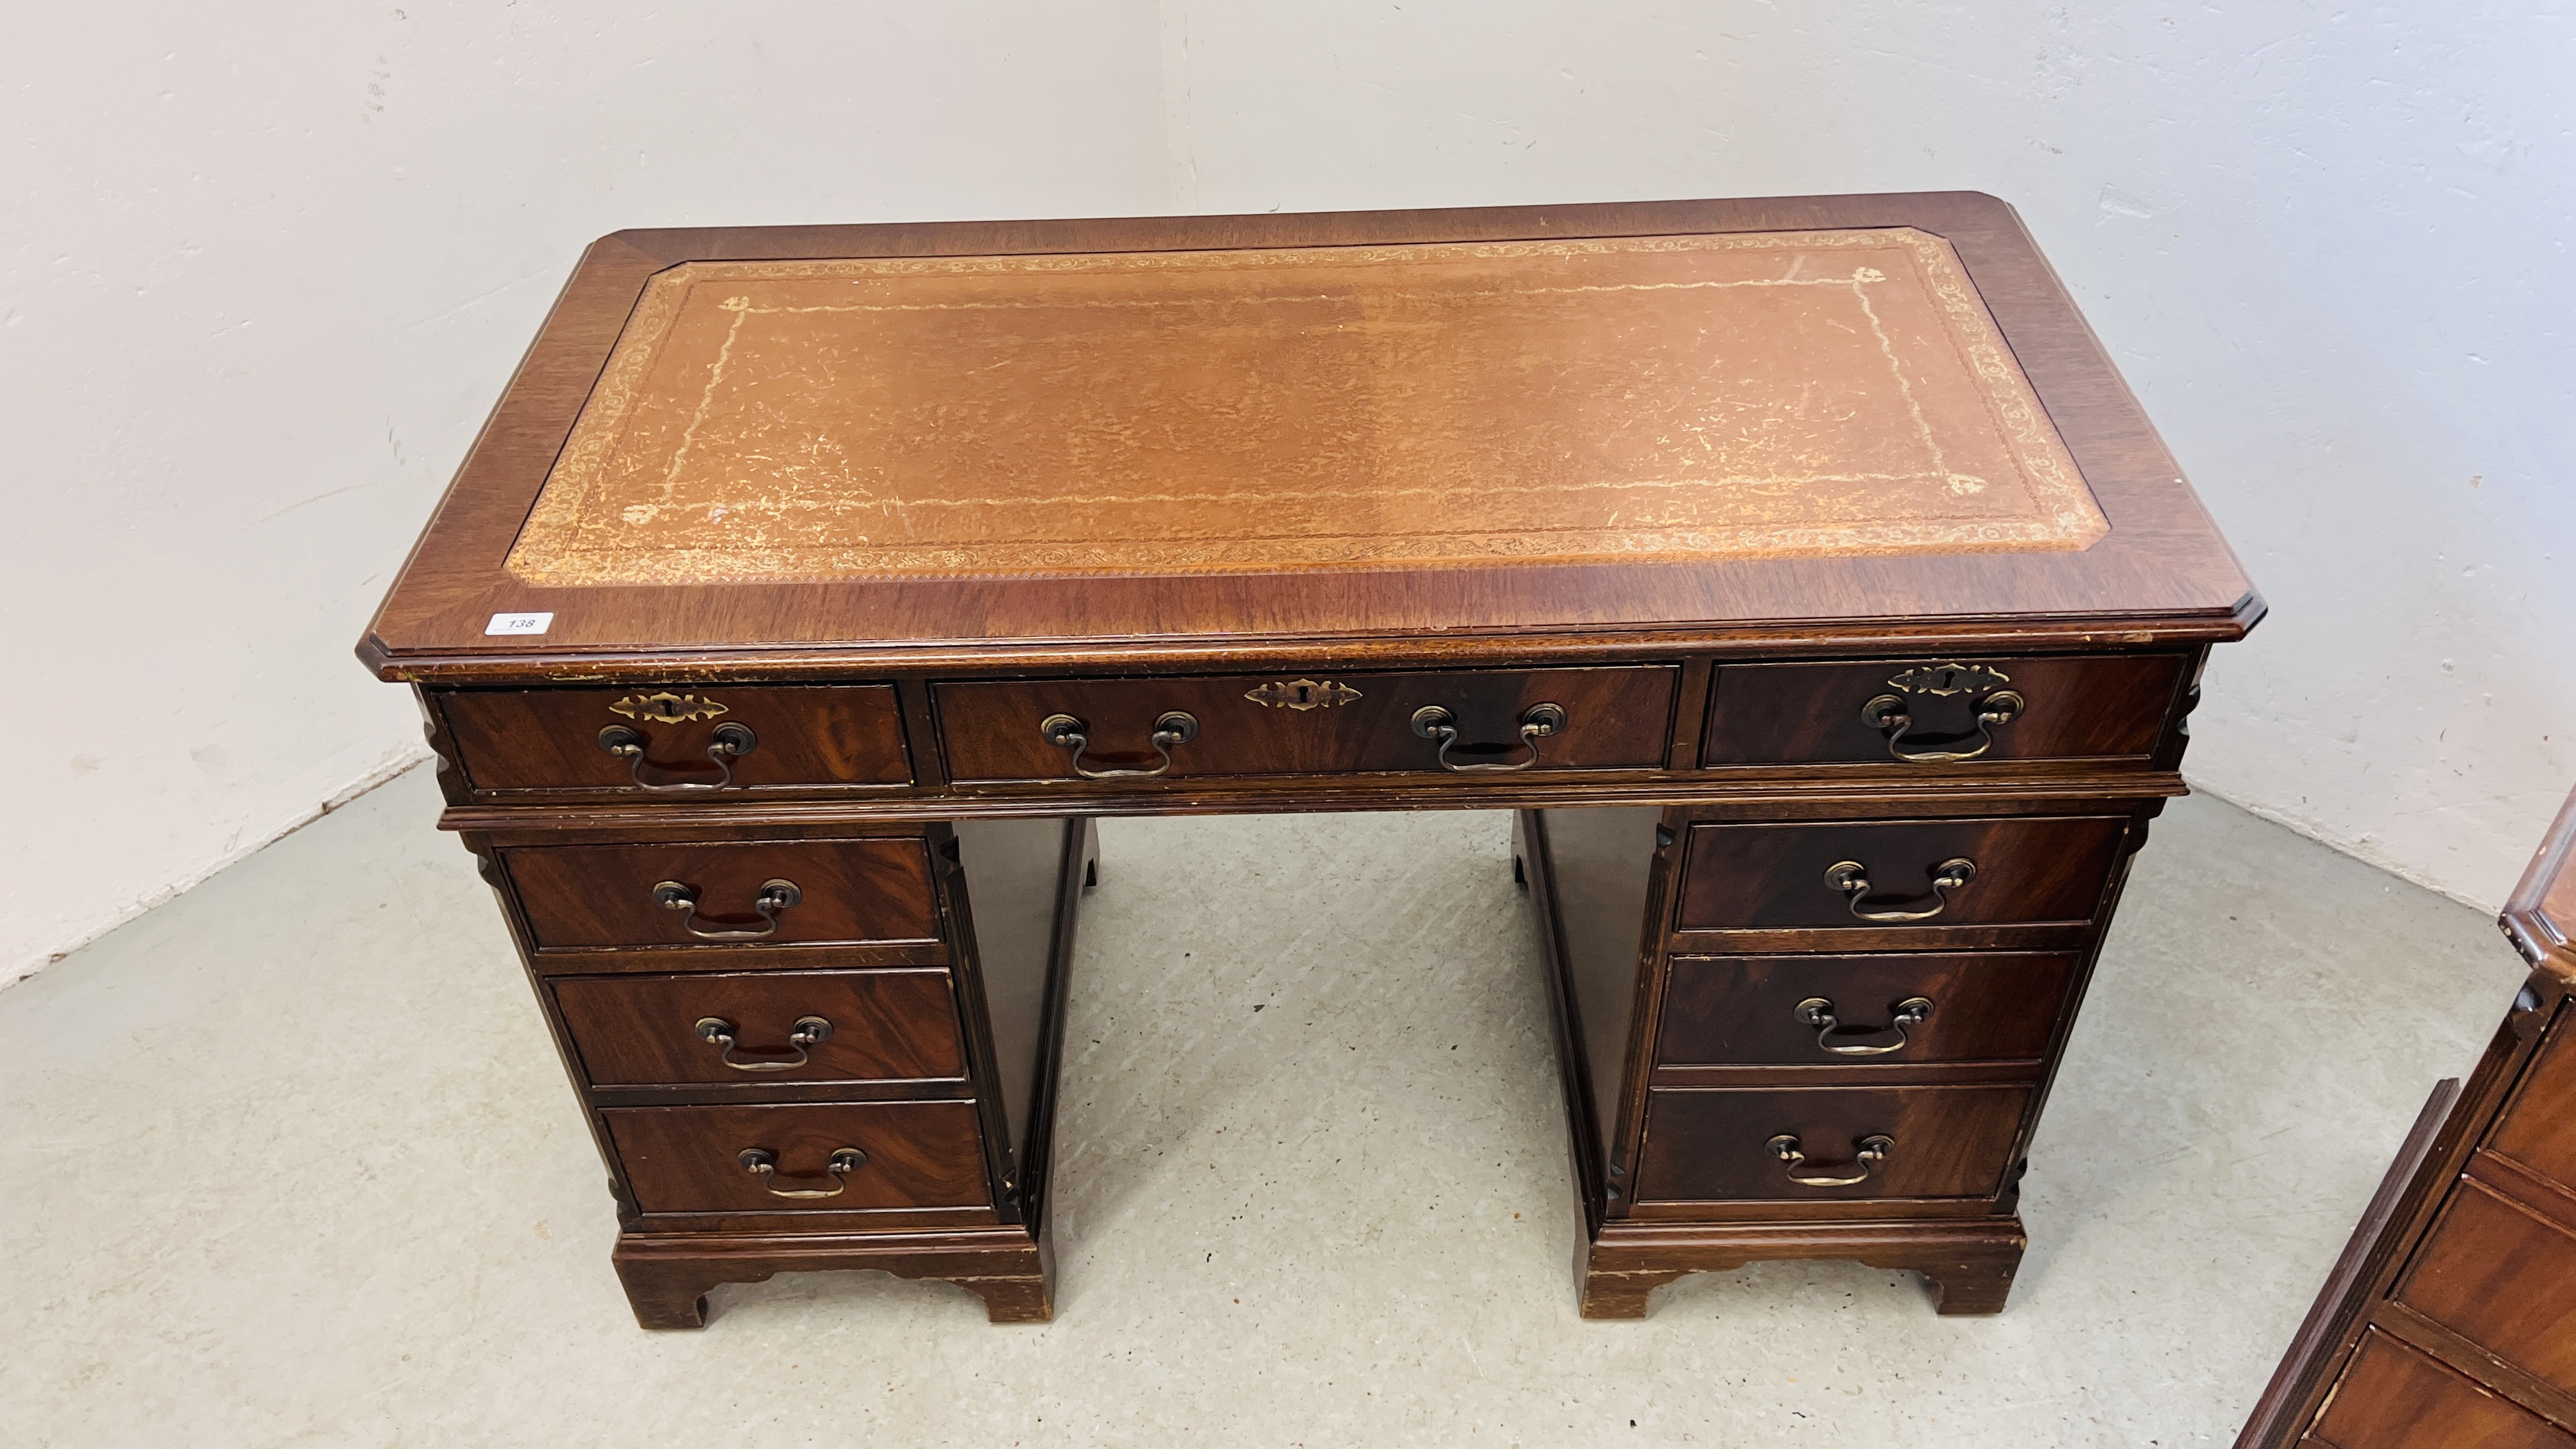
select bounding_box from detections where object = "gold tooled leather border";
[507,228,2107,585]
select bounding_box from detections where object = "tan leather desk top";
[358,195,2259,677]
[509,228,2103,585]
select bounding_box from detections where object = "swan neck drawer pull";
[737,1146,866,1199]
[1409,702,1567,773]
[693,1015,834,1071]
[1794,996,1933,1055]
[595,721,758,790]
[1039,712,1199,779]
[1768,1133,1894,1188]
[1860,689,2025,764]
[1826,857,1975,922]
[652,878,802,939]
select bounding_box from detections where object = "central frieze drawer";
[935,667,1677,782]
[602,1101,991,1215]
[1658,952,2078,1066]
[438,684,912,795]
[1636,1084,2032,1202]
[554,969,967,1087]
[500,838,941,953]
[1676,816,2129,933]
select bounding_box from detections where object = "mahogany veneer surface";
[1675,816,2127,931]
[2395,1179,2576,1397]
[2491,1006,2576,1186]
[553,969,967,1087]
[935,666,1675,781]
[1702,654,2188,767]
[1657,952,2076,1066]
[502,838,940,951]
[1636,1084,2032,1202]
[604,1101,991,1215]
[2307,1331,2573,1449]
[364,195,2264,1332]
[443,685,911,793]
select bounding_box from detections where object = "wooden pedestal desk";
[357,193,2262,1328]
[2237,787,2576,1446]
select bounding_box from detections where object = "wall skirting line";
[3,744,434,992]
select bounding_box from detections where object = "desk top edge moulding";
[360,192,2260,680]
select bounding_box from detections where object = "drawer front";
[439,685,910,793]
[603,1101,990,1215]
[2310,1330,2572,1449]
[2487,1005,2576,1191]
[1636,1084,2030,1201]
[554,969,966,1087]
[935,666,1676,782]
[1675,816,2128,933]
[2394,1177,2576,1399]
[1702,654,2188,767]
[1657,952,2078,1066]
[502,838,940,952]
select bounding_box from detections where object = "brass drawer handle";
[1768,1133,1894,1188]
[1826,857,1975,922]
[694,1015,834,1071]
[1039,712,1199,779]
[652,878,802,940]
[737,1146,866,1199]
[1409,702,1567,773]
[1860,689,2025,764]
[1795,996,1933,1055]
[596,721,758,790]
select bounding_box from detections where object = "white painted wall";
[1153,0,2576,907]
[6,1,2568,983]
[0,2,1166,983]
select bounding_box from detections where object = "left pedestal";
[455,803,1098,1330]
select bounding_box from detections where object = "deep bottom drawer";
[602,1101,990,1215]
[1636,1084,2030,1202]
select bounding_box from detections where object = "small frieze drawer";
[1635,1084,2032,1202]
[554,969,967,1088]
[498,837,941,955]
[934,666,1677,783]
[1657,951,2078,1066]
[1701,654,2189,768]
[602,1101,991,1216]
[1675,816,2129,933]
[436,684,911,795]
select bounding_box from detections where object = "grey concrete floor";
[0,766,2525,1446]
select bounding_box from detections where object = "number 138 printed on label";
[485,611,554,636]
